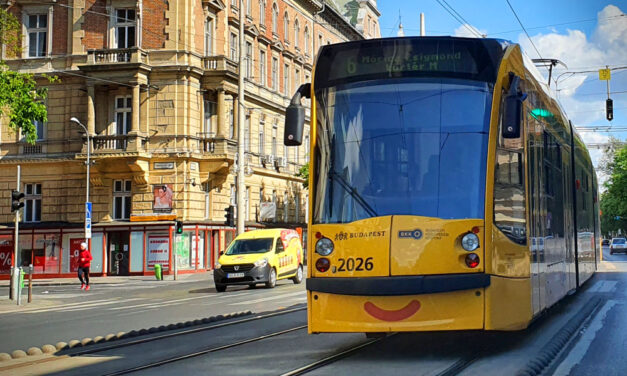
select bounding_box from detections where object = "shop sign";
[69,238,85,273]
[153,184,174,213]
[148,236,170,268]
[0,235,13,274]
[154,162,175,169]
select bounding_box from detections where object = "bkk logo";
[398,229,423,240]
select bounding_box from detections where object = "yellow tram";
[284,37,599,333]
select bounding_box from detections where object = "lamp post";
[70,117,91,239]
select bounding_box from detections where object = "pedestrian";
[78,242,93,291]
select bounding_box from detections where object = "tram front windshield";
[313,78,492,224]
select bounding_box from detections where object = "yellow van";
[213,229,304,292]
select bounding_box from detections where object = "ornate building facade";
[0,0,380,277]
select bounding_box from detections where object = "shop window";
[113,180,132,220]
[24,183,42,223]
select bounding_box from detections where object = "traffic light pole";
[10,165,20,301]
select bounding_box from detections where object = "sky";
[376,0,627,185]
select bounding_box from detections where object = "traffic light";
[11,190,25,212]
[224,205,235,227]
[175,220,183,234]
[606,98,613,121]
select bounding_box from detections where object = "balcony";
[86,47,149,65]
[202,56,238,74]
[196,133,237,156]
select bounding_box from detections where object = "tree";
[0,9,51,144]
[295,163,309,188]
[600,145,627,236]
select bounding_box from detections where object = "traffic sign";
[85,202,92,239]
[599,68,611,81]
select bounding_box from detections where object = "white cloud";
[453,24,487,38]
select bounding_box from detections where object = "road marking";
[229,291,305,305]
[552,300,619,376]
[108,295,207,311]
[21,298,145,314]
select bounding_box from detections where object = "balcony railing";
[87,47,149,65]
[92,135,129,151]
[202,56,238,74]
[22,143,43,154]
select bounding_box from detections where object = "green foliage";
[295,163,309,188]
[0,9,55,145]
[600,145,627,236]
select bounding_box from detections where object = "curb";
[0,310,253,362]
[514,297,602,376]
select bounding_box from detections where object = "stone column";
[217,89,227,138]
[87,83,95,136]
[131,84,140,134]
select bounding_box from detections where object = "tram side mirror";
[284,83,311,146]
[502,74,527,139]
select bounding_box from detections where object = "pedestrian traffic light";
[606,98,613,121]
[224,205,235,227]
[11,190,25,212]
[175,220,183,234]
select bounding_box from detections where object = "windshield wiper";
[328,170,378,218]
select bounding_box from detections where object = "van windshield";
[225,238,275,255]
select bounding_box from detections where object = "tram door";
[108,232,130,275]
[562,149,576,291]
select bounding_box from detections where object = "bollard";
[28,264,33,303]
[154,264,162,281]
[173,253,178,281]
[16,267,22,306]
[20,268,25,289]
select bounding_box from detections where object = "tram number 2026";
[337,257,374,272]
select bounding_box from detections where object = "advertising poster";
[69,238,85,272]
[147,236,170,269]
[0,235,13,274]
[153,184,173,212]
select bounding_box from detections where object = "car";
[610,237,627,255]
[602,239,610,246]
[213,228,304,292]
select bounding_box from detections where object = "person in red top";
[78,242,93,291]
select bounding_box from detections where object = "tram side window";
[543,132,565,238]
[494,90,527,245]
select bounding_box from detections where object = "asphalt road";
[0,276,306,354]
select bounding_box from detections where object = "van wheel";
[265,268,277,288]
[292,265,303,284]
[215,284,226,292]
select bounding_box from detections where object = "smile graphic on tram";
[363,300,421,322]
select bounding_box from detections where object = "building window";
[294,19,299,49]
[284,191,289,222]
[259,0,266,25]
[203,100,215,136]
[259,49,266,86]
[271,57,278,91]
[23,183,42,223]
[283,64,290,94]
[113,180,132,220]
[26,14,47,57]
[295,144,299,164]
[205,18,214,55]
[295,193,300,222]
[259,116,265,157]
[294,68,300,88]
[284,13,289,43]
[114,96,132,135]
[272,121,277,157]
[272,189,277,222]
[318,34,323,51]
[229,105,234,139]
[245,115,251,151]
[304,26,309,54]
[230,32,238,60]
[272,3,278,35]
[245,41,253,79]
[114,8,136,49]
[283,143,288,164]
[246,0,252,16]
[34,119,45,140]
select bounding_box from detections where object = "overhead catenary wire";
[433,0,484,38]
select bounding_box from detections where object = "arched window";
[304,26,309,54]
[294,18,299,48]
[272,3,278,34]
[283,12,289,42]
[259,0,266,25]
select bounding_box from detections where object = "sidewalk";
[0,271,214,287]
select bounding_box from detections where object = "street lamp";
[70,117,91,239]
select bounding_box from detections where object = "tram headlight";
[315,258,331,272]
[461,233,480,251]
[315,237,334,256]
